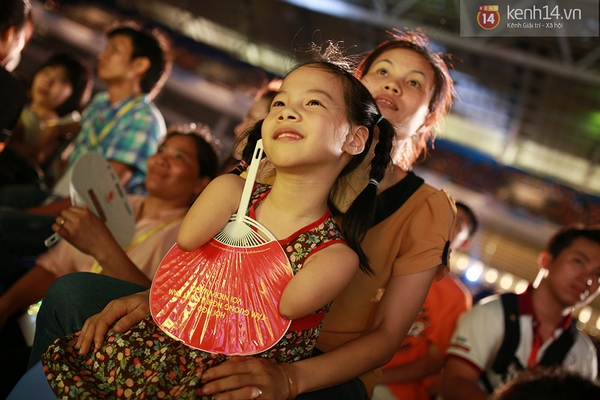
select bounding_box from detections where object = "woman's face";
[360,48,435,140]
[145,134,207,203]
[234,97,271,139]
[31,65,73,112]
[232,96,272,159]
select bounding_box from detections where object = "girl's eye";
[408,80,421,88]
[376,68,388,76]
[308,100,322,106]
[272,100,284,107]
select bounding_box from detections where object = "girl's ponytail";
[230,121,264,176]
[342,116,394,275]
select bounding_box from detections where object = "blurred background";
[15,0,600,336]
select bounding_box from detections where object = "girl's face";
[145,134,207,202]
[360,48,435,139]
[31,65,73,112]
[261,66,355,170]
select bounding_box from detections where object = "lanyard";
[527,333,542,369]
[89,94,142,149]
[91,212,185,274]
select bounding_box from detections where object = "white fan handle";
[235,139,264,222]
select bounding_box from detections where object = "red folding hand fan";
[150,140,293,355]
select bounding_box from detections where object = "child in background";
[1,53,92,185]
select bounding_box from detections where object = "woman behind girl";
[2,52,92,185]
[9,47,396,399]
[200,29,458,400]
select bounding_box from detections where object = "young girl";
[200,29,458,400]
[10,51,396,399]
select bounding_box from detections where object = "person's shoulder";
[0,67,26,99]
[0,67,24,88]
[406,183,455,222]
[211,172,245,190]
[133,94,159,113]
[90,92,109,103]
[574,329,598,352]
[82,92,109,110]
[132,95,165,126]
[465,293,503,317]
[418,182,454,205]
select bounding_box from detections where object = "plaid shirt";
[68,92,166,194]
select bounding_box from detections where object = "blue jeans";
[6,361,55,400]
[28,272,148,369]
[28,274,368,400]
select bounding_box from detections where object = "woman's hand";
[75,290,149,355]
[201,357,289,400]
[53,205,115,256]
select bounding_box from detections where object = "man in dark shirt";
[0,0,30,133]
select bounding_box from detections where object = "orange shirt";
[317,181,455,398]
[382,273,472,400]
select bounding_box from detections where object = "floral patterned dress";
[42,183,346,399]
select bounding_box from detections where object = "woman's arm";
[441,358,488,400]
[75,290,150,354]
[380,341,444,384]
[200,267,437,399]
[288,267,437,392]
[53,206,151,286]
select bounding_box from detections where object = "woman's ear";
[343,125,368,155]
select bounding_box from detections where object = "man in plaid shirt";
[0,23,172,287]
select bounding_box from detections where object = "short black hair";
[106,24,171,97]
[456,201,479,236]
[546,225,600,258]
[492,367,600,400]
[33,53,92,116]
[0,0,31,35]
